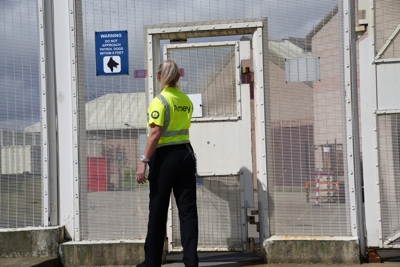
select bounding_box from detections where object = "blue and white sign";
[95,30,129,75]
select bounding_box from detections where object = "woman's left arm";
[136,124,162,184]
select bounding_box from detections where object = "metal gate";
[164,41,253,251]
[360,0,400,249]
[146,20,269,251]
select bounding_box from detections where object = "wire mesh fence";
[0,0,42,228]
[168,46,237,118]
[76,0,351,241]
[378,114,400,246]
[267,2,351,236]
[171,175,242,251]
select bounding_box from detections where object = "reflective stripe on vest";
[156,94,189,138]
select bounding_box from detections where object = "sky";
[0,0,338,131]
[0,0,40,130]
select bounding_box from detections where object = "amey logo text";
[174,105,191,113]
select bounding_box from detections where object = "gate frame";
[145,19,271,249]
[359,0,400,250]
[359,0,380,249]
[163,40,244,252]
[358,0,400,249]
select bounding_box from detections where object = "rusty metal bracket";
[367,248,381,263]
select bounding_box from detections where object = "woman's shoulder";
[181,93,192,102]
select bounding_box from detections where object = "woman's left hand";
[136,124,161,184]
[136,161,147,184]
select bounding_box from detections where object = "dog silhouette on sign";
[107,57,119,72]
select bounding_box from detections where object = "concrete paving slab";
[162,250,400,267]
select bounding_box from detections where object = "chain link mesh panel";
[378,114,400,246]
[0,0,42,228]
[78,0,150,239]
[267,2,351,236]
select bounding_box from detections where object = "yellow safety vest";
[147,87,193,148]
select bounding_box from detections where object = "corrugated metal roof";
[25,93,147,132]
[24,122,41,133]
[146,18,265,30]
[269,39,312,69]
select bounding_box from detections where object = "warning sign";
[95,31,128,75]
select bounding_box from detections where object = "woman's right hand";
[136,161,147,184]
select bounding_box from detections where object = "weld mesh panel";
[168,46,236,118]
[377,114,400,246]
[78,0,149,240]
[171,176,242,251]
[77,0,351,240]
[375,0,400,58]
[267,1,351,236]
[0,0,42,228]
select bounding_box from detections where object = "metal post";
[43,0,58,226]
[53,0,76,239]
[37,0,50,227]
[359,0,382,249]
[68,0,80,241]
[253,24,270,246]
[342,0,360,240]
[349,0,366,258]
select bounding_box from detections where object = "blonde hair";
[157,60,180,88]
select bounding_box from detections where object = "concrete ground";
[0,250,398,266]
[163,249,400,267]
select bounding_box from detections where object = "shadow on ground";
[379,249,400,262]
[166,252,262,266]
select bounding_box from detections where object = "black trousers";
[144,144,199,267]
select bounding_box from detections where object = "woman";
[136,60,199,267]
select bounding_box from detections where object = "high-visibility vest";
[147,87,192,148]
